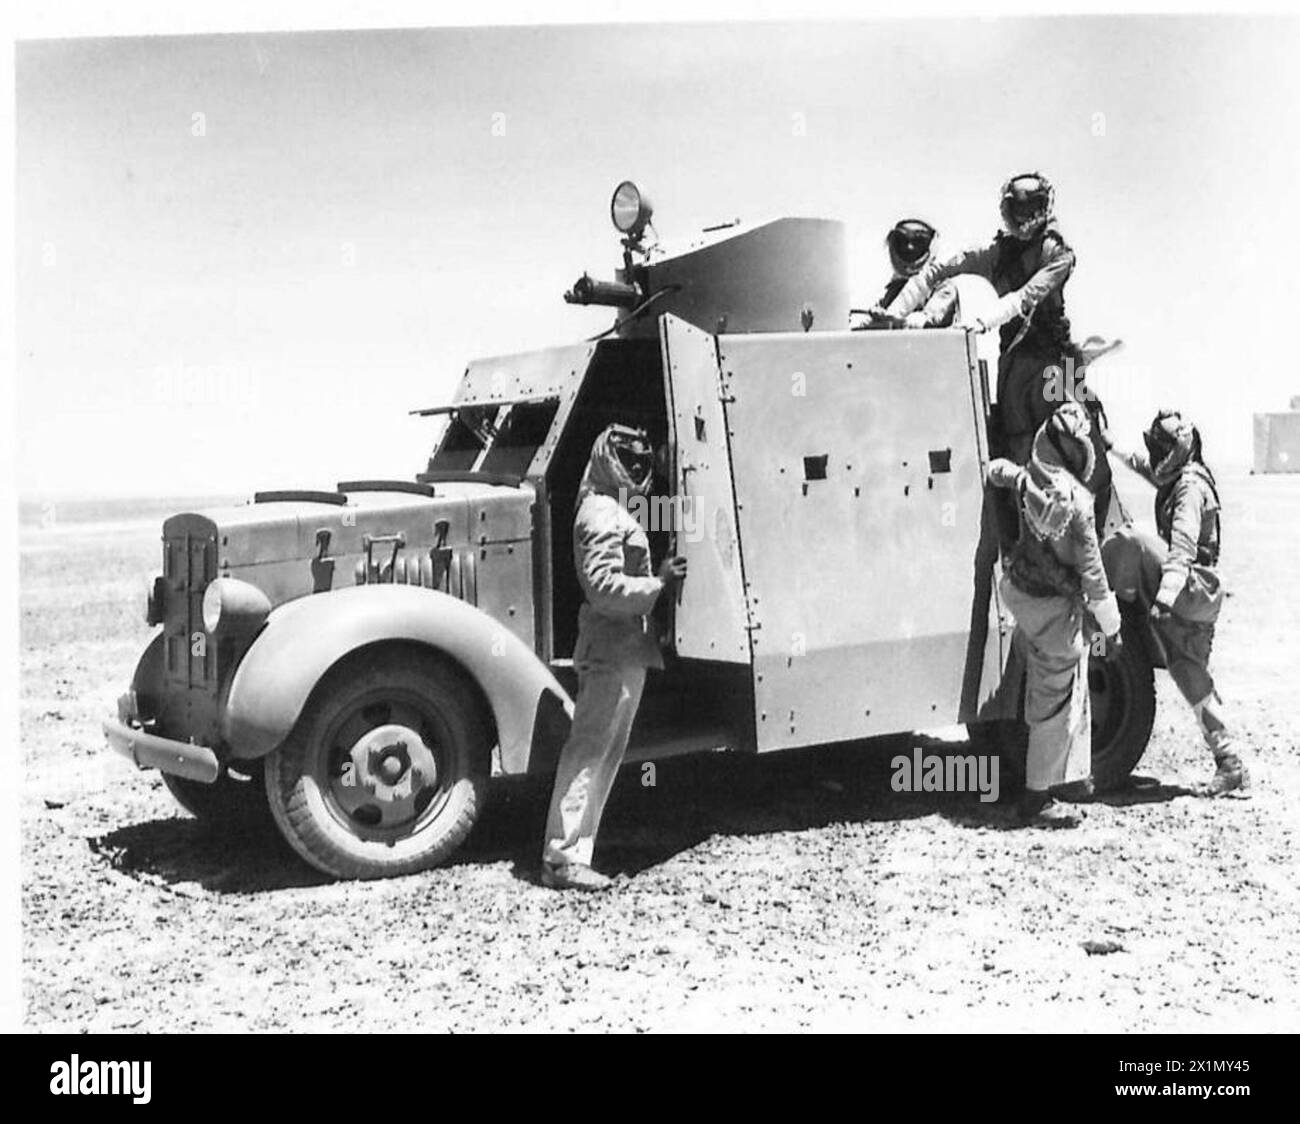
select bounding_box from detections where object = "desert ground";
[19,474,1300,1033]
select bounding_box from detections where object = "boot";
[1051,777,1096,803]
[1198,753,1246,798]
[540,862,614,892]
[1013,788,1081,827]
[1192,695,1246,797]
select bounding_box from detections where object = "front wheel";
[264,650,491,879]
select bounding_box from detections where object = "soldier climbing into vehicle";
[870,174,1111,500]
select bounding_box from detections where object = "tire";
[164,760,271,828]
[264,649,491,880]
[1088,616,1157,792]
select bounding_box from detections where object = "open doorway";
[545,337,670,659]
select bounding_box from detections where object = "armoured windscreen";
[427,399,560,478]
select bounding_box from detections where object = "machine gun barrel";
[563,273,640,308]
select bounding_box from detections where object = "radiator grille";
[162,521,219,691]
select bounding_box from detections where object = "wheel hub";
[348,723,438,803]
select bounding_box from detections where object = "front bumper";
[103,716,221,783]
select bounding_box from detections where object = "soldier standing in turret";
[877,218,959,327]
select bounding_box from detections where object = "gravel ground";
[20,472,1300,1032]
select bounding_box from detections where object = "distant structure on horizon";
[1253,397,1300,474]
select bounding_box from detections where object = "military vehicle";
[104,181,1158,879]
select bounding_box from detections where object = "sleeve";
[885,243,998,317]
[1073,511,1121,636]
[986,458,1024,490]
[919,281,959,327]
[1155,476,1209,608]
[575,501,664,617]
[1118,449,1157,486]
[980,235,1075,331]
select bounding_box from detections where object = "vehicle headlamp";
[202,577,272,637]
[610,180,653,237]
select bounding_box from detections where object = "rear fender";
[222,585,573,773]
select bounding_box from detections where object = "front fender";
[222,585,573,773]
[130,633,165,710]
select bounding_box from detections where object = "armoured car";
[105,181,1158,878]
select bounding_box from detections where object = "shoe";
[1035,801,1083,827]
[540,862,613,892]
[1197,755,1246,798]
[1012,789,1081,827]
[1050,777,1096,803]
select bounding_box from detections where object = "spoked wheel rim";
[311,686,458,844]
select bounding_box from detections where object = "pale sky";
[16,16,1300,496]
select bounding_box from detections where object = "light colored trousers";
[542,662,647,868]
[1000,575,1092,791]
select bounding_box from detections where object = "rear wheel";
[264,649,492,880]
[1089,617,1157,791]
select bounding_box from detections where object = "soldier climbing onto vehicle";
[987,401,1123,825]
[870,174,1110,489]
[541,424,688,891]
[1104,409,1245,797]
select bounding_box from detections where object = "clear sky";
[16,15,1300,496]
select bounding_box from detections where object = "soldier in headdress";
[541,424,688,890]
[987,402,1123,824]
[1105,410,1244,796]
[878,218,958,327]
